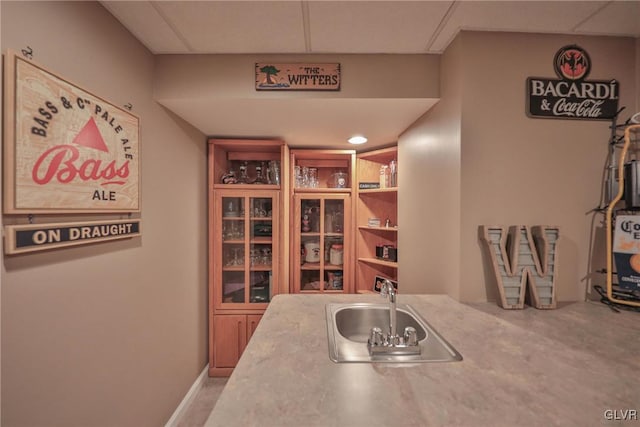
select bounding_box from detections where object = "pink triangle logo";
[72,117,109,152]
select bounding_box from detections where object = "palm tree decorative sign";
[255,63,341,91]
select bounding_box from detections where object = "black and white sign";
[4,219,141,254]
[526,45,619,120]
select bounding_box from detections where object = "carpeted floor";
[176,377,228,427]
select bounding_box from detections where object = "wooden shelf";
[297,159,349,168]
[355,146,398,294]
[214,183,280,190]
[293,187,351,194]
[295,263,345,270]
[358,257,398,268]
[249,266,273,271]
[358,226,398,232]
[250,237,273,244]
[356,145,398,163]
[324,232,345,237]
[358,187,397,194]
[300,263,320,270]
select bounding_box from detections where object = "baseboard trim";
[165,365,209,427]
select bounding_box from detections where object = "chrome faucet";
[367,280,421,356]
[379,279,397,342]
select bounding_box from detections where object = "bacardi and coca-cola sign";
[4,50,140,213]
[526,45,619,120]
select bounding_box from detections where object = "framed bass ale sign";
[3,50,140,213]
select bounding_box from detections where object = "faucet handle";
[404,326,418,346]
[368,327,384,346]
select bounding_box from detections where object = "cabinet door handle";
[238,321,243,355]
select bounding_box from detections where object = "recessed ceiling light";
[348,136,367,145]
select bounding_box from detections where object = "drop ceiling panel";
[576,1,640,36]
[99,0,638,150]
[158,98,436,149]
[429,1,609,52]
[309,1,453,53]
[154,1,306,53]
[101,1,188,53]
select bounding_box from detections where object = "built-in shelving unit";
[208,138,288,376]
[355,146,398,294]
[290,149,356,294]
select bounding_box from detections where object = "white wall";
[1,2,207,426]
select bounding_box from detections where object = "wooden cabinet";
[213,190,279,308]
[208,139,287,376]
[355,146,398,294]
[212,314,262,374]
[292,193,352,293]
[290,149,355,293]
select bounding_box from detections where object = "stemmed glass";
[232,247,243,266]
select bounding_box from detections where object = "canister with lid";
[304,241,320,263]
[329,243,344,265]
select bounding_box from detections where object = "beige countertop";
[205,294,640,427]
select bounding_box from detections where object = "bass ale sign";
[3,50,140,213]
[526,45,619,120]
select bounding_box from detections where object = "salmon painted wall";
[458,32,636,303]
[400,31,637,303]
[1,2,207,426]
[398,35,463,298]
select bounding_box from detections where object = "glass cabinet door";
[295,195,349,293]
[248,196,273,303]
[221,195,246,303]
[217,191,278,308]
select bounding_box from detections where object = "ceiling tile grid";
[428,0,611,52]
[101,1,188,53]
[99,0,639,149]
[308,1,453,53]
[154,1,307,53]
[101,0,640,55]
[574,1,640,36]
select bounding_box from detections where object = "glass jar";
[308,168,318,188]
[238,162,249,184]
[329,243,344,265]
[389,160,397,187]
[331,171,348,188]
[379,165,388,188]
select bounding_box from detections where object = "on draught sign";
[4,219,141,255]
[481,225,560,309]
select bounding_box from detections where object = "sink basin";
[326,303,463,363]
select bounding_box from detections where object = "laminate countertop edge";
[205,294,640,427]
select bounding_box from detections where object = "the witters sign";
[255,63,341,91]
[3,50,140,213]
[526,45,619,120]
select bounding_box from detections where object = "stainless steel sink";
[326,303,463,363]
